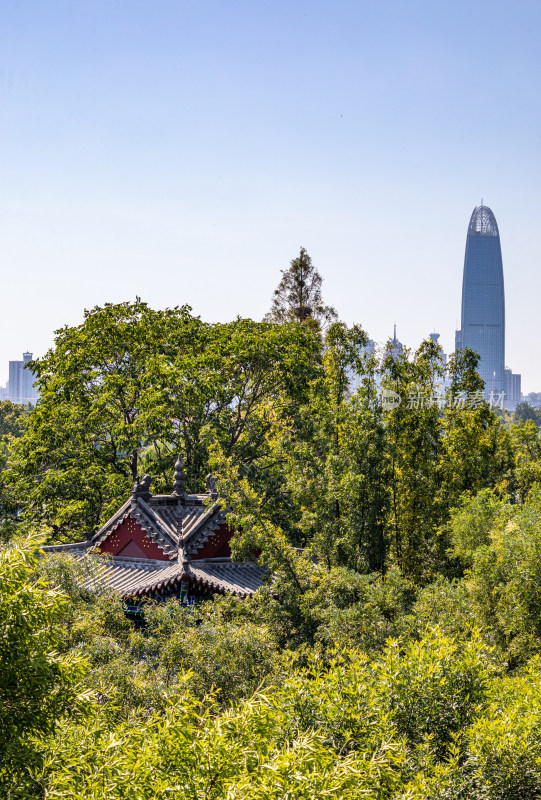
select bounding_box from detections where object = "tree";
[0,536,86,785]
[380,338,448,580]
[464,487,541,666]
[508,419,541,502]
[33,628,499,799]
[265,247,337,328]
[379,343,511,581]
[514,401,541,426]
[0,401,27,442]
[209,331,513,589]
[5,301,320,541]
[279,322,391,574]
[0,401,28,541]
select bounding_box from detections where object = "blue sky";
[1,0,540,390]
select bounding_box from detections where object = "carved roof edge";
[133,498,179,558]
[136,498,178,541]
[90,497,178,560]
[127,559,263,598]
[182,503,227,556]
[91,499,133,547]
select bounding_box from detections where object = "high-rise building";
[455,204,522,408]
[504,368,522,406]
[455,204,506,396]
[429,332,447,365]
[7,352,39,405]
[388,325,403,359]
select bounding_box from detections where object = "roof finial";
[131,474,152,501]
[206,473,218,498]
[173,454,186,498]
[393,323,397,342]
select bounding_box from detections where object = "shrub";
[0,537,87,790]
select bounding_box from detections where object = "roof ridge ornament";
[173,454,187,499]
[131,474,152,501]
[206,473,218,498]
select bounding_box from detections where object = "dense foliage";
[5,512,541,799]
[3,301,319,540]
[2,297,541,798]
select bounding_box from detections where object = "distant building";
[429,332,447,365]
[526,392,541,409]
[454,204,523,410]
[7,352,39,405]
[455,204,505,397]
[387,325,403,359]
[363,338,376,359]
[428,332,452,392]
[504,368,522,409]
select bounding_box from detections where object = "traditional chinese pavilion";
[44,457,264,604]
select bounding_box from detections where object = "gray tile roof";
[187,560,266,596]
[42,541,92,555]
[126,557,266,598]
[181,507,208,539]
[41,482,260,599]
[48,551,265,599]
[134,498,179,555]
[81,556,168,594]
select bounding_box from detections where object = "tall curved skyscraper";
[455,204,505,395]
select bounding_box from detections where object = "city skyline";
[0,193,537,397]
[0,2,539,391]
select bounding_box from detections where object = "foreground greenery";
[5,496,541,799]
[2,293,541,797]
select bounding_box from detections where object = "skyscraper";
[7,352,39,405]
[455,204,505,396]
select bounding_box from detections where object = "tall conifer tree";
[265,247,337,327]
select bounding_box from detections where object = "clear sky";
[1,0,540,391]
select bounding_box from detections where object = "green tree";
[381,344,511,580]
[508,419,541,502]
[6,301,319,541]
[265,247,337,327]
[380,337,447,579]
[0,536,87,785]
[142,315,320,495]
[445,489,511,571]
[465,487,541,666]
[439,349,512,506]
[211,334,513,594]
[407,657,541,799]
[0,401,27,442]
[0,402,28,542]
[514,401,541,427]
[283,323,391,573]
[33,629,498,799]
